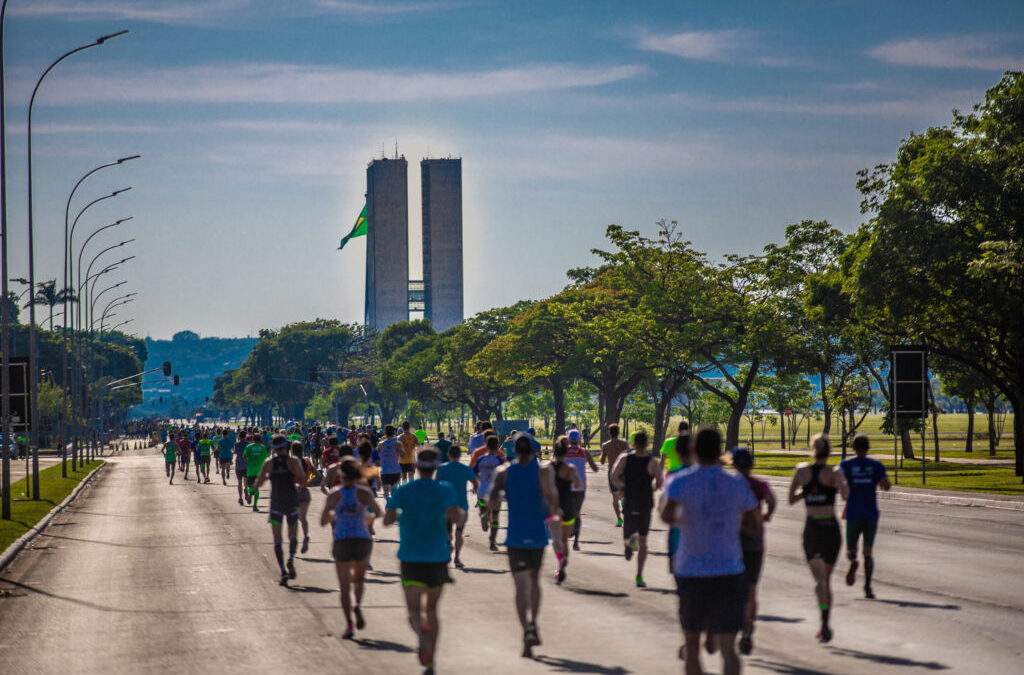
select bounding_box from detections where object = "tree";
[846,71,1024,478]
[25,280,77,331]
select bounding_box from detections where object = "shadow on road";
[460,567,508,575]
[368,570,401,578]
[287,584,333,594]
[363,577,397,584]
[639,587,676,595]
[531,654,630,674]
[747,658,831,675]
[354,637,414,653]
[757,614,805,623]
[868,598,960,611]
[298,557,334,564]
[827,646,950,670]
[562,586,628,598]
[581,551,624,558]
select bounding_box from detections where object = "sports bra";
[803,463,837,506]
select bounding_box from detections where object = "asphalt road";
[1,449,1022,674]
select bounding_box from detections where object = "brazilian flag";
[338,205,367,250]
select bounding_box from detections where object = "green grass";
[748,452,1024,496]
[0,460,104,553]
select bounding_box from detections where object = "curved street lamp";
[24,29,129,497]
[106,318,134,334]
[75,217,133,314]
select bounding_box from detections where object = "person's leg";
[863,519,879,597]
[271,521,286,577]
[454,525,465,565]
[286,514,299,577]
[403,585,425,640]
[846,519,862,586]
[489,506,500,549]
[423,588,443,663]
[611,490,622,524]
[352,559,368,616]
[683,631,704,675]
[572,493,584,549]
[335,560,354,631]
[529,568,541,624]
[636,534,648,581]
[808,558,831,639]
[512,570,530,629]
[716,632,740,675]
[299,500,310,543]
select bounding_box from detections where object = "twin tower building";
[364,156,464,333]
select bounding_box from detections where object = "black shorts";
[235,466,246,480]
[298,487,311,504]
[623,509,652,538]
[400,463,414,474]
[743,549,764,585]
[218,457,232,468]
[245,475,258,487]
[200,456,211,465]
[333,538,372,562]
[165,460,175,471]
[381,473,401,486]
[268,507,300,527]
[803,517,842,565]
[508,547,545,573]
[675,573,749,634]
[400,561,451,589]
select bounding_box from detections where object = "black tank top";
[623,454,655,511]
[803,464,837,506]
[269,454,299,510]
[552,460,576,518]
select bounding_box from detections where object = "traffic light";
[309,366,318,383]
[173,375,180,386]
[162,361,172,376]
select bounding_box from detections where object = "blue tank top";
[333,485,370,540]
[378,438,401,474]
[504,460,548,550]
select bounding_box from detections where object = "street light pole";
[26,29,129,498]
[94,297,135,454]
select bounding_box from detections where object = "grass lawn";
[0,459,104,554]
[748,452,1024,496]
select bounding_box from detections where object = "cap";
[527,428,535,435]
[731,447,753,468]
[567,429,582,444]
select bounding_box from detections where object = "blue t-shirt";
[665,465,756,578]
[218,437,234,459]
[504,460,549,550]
[841,456,887,520]
[386,479,458,563]
[436,461,477,511]
[501,438,517,461]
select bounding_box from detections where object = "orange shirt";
[398,432,418,464]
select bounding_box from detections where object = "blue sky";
[3,1,1023,338]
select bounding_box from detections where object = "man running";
[467,421,487,455]
[322,458,381,639]
[217,429,234,485]
[564,429,598,551]
[661,426,761,675]
[600,423,630,527]
[840,434,890,599]
[435,445,478,568]
[433,432,453,463]
[178,434,192,480]
[473,435,506,551]
[234,431,249,505]
[292,441,315,554]
[732,446,776,655]
[550,436,582,584]
[255,434,307,586]
[377,424,402,499]
[488,435,561,657]
[610,430,661,588]
[398,421,418,483]
[243,433,270,512]
[383,448,465,674]
[163,437,177,485]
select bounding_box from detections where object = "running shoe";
[279,573,289,587]
[342,623,355,639]
[301,536,309,554]
[739,634,752,655]
[624,544,633,561]
[354,606,366,630]
[864,586,875,599]
[572,542,580,552]
[615,518,623,527]
[816,626,833,643]
[846,559,859,586]
[526,622,541,647]
[454,557,464,569]
[238,498,244,506]
[287,559,297,579]
[489,541,498,552]
[635,575,646,588]
[252,505,259,512]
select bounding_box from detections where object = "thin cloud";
[311,0,461,15]
[7,0,250,25]
[637,29,753,62]
[33,62,646,106]
[870,34,1024,70]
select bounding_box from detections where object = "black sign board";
[889,347,928,419]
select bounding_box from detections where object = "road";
[1,449,1022,674]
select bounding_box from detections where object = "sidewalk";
[755,446,1014,465]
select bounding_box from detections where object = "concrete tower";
[421,158,464,331]
[365,157,409,330]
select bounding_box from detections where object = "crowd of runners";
[156,418,890,675]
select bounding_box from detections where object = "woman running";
[292,441,316,554]
[321,458,382,639]
[788,433,848,643]
[549,436,581,584]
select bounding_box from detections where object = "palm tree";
[25,280,78,331]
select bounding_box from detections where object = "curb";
[760,476,1024,512]
[0,462,106,573]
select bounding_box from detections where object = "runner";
[661,426,761,675]
[467,421,487,455]
[600,423,630,527]
[178,434,192,480]
[254,434,307,586]
[731,446,776,655]
[660,426,692,575]
[234,431,249,505]
[292,441,316,554]
[217,429,234,485]
[398,421,418,483]
[788,433,848,643]
[549,436,581,584]
[472,435,506,551]
[435,445,478,568]
[383,448,465,674]
[377,424,402,499]
[163,437,177,485]
[243,433,270,512]
[194,433,207,482]
[564,429,598,551]
[322,458,382,639]
[488,435,561,657]
[433,432,453,462]
[610,430,661,588]
[840,434,890,599]
[469,430,504,466]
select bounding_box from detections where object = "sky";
[3,0,1023,339]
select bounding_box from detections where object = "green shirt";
[243,443,268,476]
[163,443,177,462]
[414,429,427,444]
[433,439,453,457]
[288,433,303,442]
[198,439,213,456]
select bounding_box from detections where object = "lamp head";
[96,30,129,45]
[117,155,141,163]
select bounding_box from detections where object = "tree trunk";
[987,400,997,456]
[965,394,975,453]
[552,376,566,438]
[653,398,668,452]
[1011,391,1023,480]
[779,413,786,450]
[819,372,832,434]
[725,366,757,450]
[901,425,915,459]
[840,411,848,460]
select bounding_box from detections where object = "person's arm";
[539,464,561,518]
[879,466,892,491]
[357,486,383,519]
[383,508,398,526]
[471,477,480,495]
[254,458,272,490]
[835,467,849,501]
[289,457,307,487]
[586,450,599,472]
[446,504,467,529]
[650,455,664,490]
[599,442,609,465]
[787,466,804,505]
[568,464,582,491]
[659,497,679,526]
[321,489,341,526]
[740,504,763,537]
[764,486,777,522]
[319,466,335,494]
[487,468,507,512]
[609,455,626,491]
